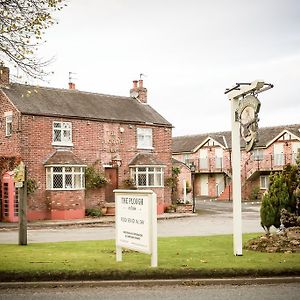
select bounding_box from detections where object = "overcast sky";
[21,0,300,136]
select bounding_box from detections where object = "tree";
[0,0,66,79]
[260,192,276,234]
[260,154,300,233]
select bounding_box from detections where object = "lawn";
[0,234,299,281]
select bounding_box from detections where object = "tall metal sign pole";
[225,80,273,256]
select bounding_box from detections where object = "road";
[0,201,266,244]
[1,283,299,300]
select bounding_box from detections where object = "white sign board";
[114,189,157,267]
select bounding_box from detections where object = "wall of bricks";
[172,161,192,203]
[0,91,173,220]
[173,135,300,201]
[0,92,22,157]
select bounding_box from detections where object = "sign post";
[225,80,273,256]
[13,161,27,245]
[114,190,157,267]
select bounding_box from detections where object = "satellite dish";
[130,91,139,98]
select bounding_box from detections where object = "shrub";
[185,181,192,194]
[27,178,38,195]
[260,155,300,233]
[165,166,181,204]
[250,185,260,201]
[85,208,103,218]
[85,166,108,189]
[121,178,137,189]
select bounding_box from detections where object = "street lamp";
[112,154,122,168]
[190,163,196,213]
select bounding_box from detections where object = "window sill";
[52,142,74,147]
[46,188,85,191]
[137,146,154,150]
[136,186,164,188]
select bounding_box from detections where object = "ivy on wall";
[85,165,108,189]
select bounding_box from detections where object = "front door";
[105,168,118,203]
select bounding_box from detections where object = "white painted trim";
[52,121,73,145]
[4,111,12,116]
[52,142,74,147]
[193,136,226,152]
[129,165,165,168]
[222,135,229,149]
[103,164,113,168]
[266,129,300,147]
[44,164,87,167]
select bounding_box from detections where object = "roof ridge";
[173,130,230,139]
[9,82,132,101]
[174,124,300,139]
[258,123,300,130]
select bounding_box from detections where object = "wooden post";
[18,167,27,245]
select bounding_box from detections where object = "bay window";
[46,166,85,190]
[131,166,164,187]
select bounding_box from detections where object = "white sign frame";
[114,189,157,267]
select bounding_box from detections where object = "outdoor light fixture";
[190,163,196,213]
[112,154,122,168]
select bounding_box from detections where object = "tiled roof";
[44,150,85,166]
[172,131,231,153]
[172,124,300,153]
[129,153,165,166]
[2,83,172,127]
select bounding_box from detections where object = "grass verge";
[0,233,299,281]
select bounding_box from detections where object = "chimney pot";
[0,66,10,86]
[133,80,138,89]
[130,79,147,103]
[68,82,75,90]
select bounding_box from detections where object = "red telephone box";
[1,171,19,222]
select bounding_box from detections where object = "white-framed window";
[46,166,85,190]
[52,121,72,146]
[5,113,13,136]
[252,149,264,161]
[137,128,153,149]
[260,175,269,190]
[215,147,223,169]
[131,166,164,187]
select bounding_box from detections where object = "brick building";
[0,67,172,221]
[172,124,300,201]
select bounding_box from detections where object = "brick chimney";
[130,79,147,103]
[68,82,76,90]
[0,66,9,86]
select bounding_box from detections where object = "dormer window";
[137,127,153,149]
[52,121,73,146]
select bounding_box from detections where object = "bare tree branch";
[0,0,66,80]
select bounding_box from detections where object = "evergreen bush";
[260,152,300,233]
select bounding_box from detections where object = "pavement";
[0,212,196,230]
[0,198,261,230]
